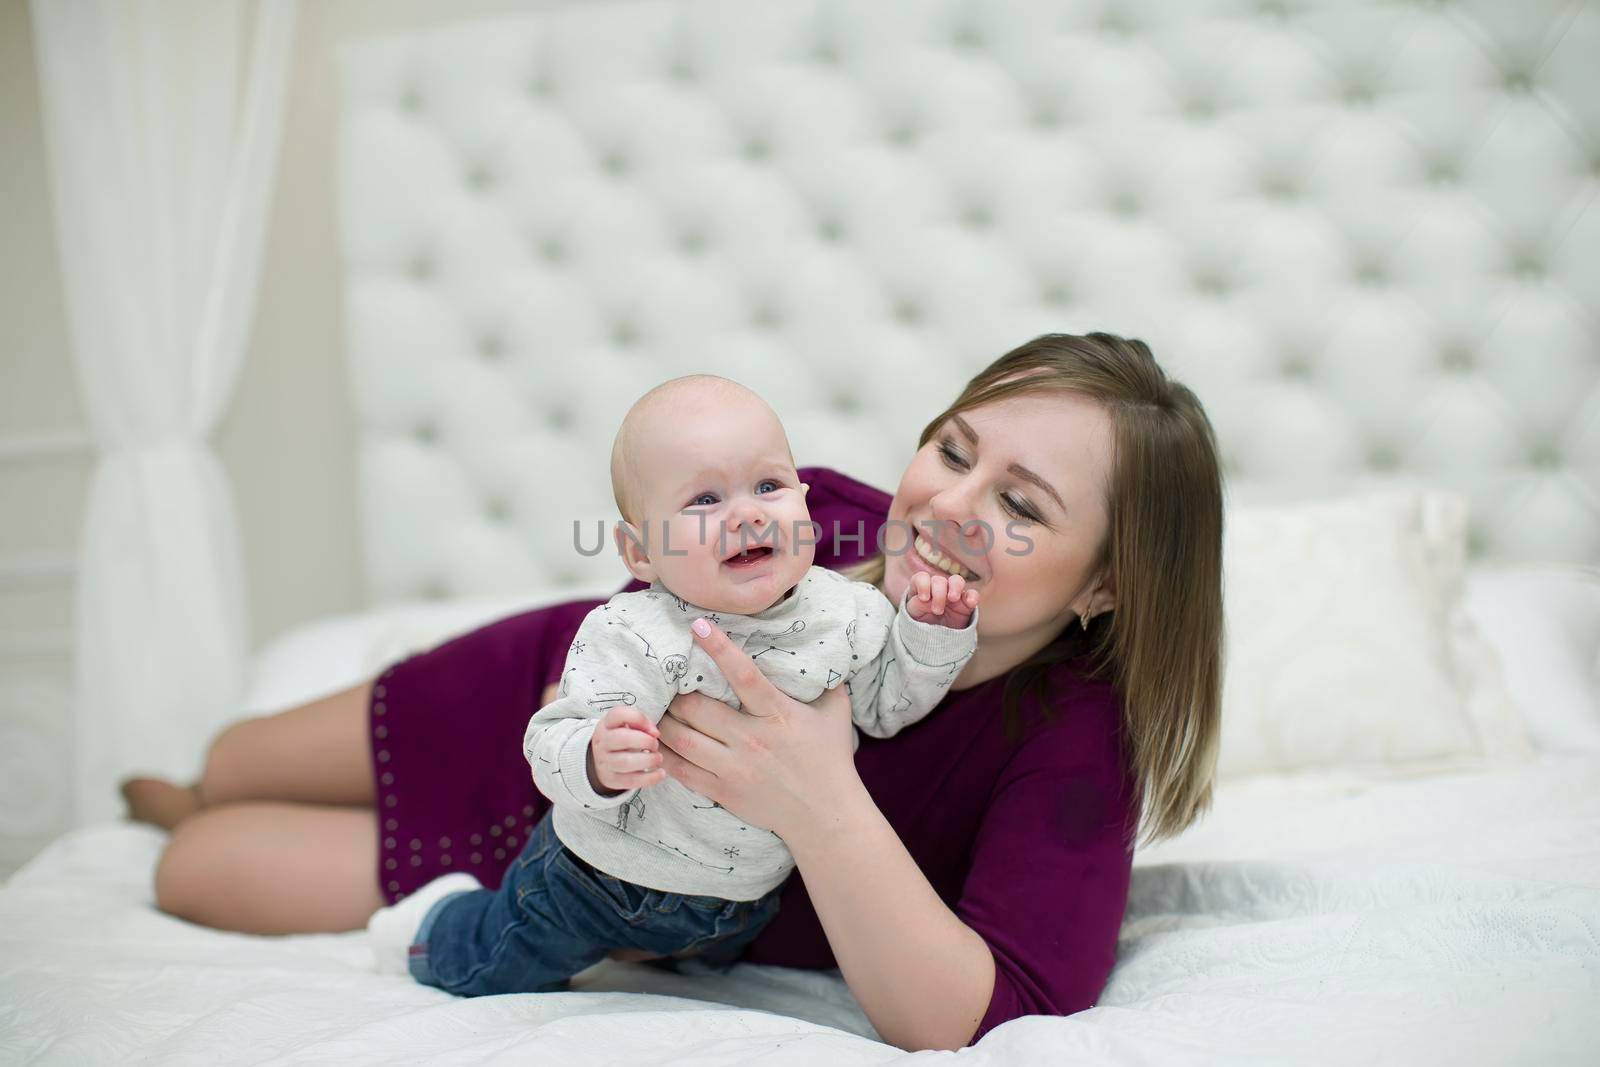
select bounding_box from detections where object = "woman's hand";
[655,617,862,840]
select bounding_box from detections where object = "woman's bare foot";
[121,777,204,830]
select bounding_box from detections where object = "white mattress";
[5,573,1599,1064]
[5,754,1598,1065]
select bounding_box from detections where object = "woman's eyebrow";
[950,414,1067,514]
[1008,464,1067,514]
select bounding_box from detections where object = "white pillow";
[1462,565,1600,754]
[244,584,617,715]
[1218,489,1533,780]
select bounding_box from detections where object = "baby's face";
[618,397,815,615]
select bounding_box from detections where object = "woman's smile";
[910,532,980,582]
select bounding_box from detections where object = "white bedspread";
[5,753,1597,1065]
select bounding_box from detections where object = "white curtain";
[31,0,300,825]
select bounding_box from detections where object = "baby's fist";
[906,571,980,629]
[588,704,665,795]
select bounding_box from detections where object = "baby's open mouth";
[722,545,774,568]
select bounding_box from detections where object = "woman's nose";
[929,487,988,549]
[930,482,976,528]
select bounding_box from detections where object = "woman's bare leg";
[124,678,377,828]
[155,801,386,934]
[143,676,571,933]
[200,679,378,807]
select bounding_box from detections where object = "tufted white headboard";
[339,0,1599,608]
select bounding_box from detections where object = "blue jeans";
[408,812,782,995]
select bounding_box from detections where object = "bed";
[6,0,1600,1062]
[4,565,1598,1063]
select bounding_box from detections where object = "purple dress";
[369,466,1138,1043]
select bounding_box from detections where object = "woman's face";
[882,390,1116,684]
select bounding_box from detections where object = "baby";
[368,375,980,994]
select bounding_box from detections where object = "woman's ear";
[614,520,657,584]
[1086,569,1116,619]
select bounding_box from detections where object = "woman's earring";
[1079,610,1090,631]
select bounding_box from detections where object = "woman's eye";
[1002,495,1042,523]
[940,440,1042,523]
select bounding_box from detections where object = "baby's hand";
[588,704,666,795]
[906,571,980,629]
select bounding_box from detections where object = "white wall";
[0,0,544,876]
[2,0,88,878]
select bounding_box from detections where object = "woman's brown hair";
[841,332,1224,847]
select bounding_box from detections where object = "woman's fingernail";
[691,618,711,638]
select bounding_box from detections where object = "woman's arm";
[657,620,994,1051]
[660,619,1138,1047]
[780,773,996,1051]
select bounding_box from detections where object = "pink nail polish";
[691,618,711,637]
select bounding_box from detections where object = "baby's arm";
[524,604,674,812]
[849,574,979,739]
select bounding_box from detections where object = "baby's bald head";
[610,375,795,529]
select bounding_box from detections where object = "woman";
[129,332,1224,1051]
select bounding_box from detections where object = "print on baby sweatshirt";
[523,565,978,900]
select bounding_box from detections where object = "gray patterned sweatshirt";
[523,565,978,899]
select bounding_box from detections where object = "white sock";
[367,872,483,976]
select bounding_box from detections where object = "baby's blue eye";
[688,480,781,509]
